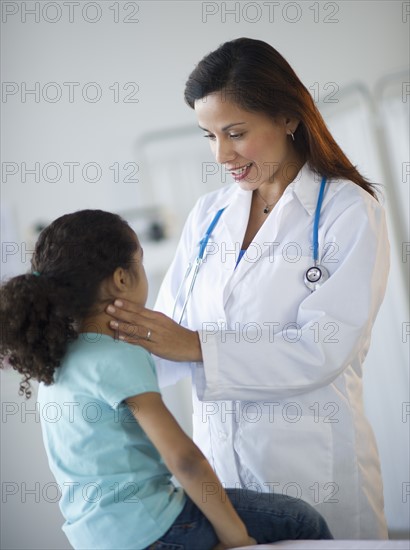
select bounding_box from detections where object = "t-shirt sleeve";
[95,343,160,409]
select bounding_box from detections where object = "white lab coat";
[154,162,390,539]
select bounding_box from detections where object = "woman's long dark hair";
[0,210,138,398]
[184,37,378,199]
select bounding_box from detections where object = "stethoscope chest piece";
[304,264,329,292]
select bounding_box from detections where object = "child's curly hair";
[0,210,138,398]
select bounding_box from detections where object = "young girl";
[0,210,332,549]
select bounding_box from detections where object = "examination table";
[232,540,409,549]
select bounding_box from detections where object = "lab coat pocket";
[233,252,313,323]
[235,408,334,507]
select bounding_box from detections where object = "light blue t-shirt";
[37,333,186,549]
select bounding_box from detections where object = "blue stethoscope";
[172,176,329,324]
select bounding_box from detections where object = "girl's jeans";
[144,488,333,549]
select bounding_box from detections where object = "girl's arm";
[125,392,255,548]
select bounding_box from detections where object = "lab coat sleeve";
[196,196,390,401]
[153,197,204,388]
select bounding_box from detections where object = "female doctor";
[107,38,390,539]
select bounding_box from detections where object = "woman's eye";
[202,132,244,140]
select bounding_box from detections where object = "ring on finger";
[146,329,152,341]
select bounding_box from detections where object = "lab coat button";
[218,431,227,441]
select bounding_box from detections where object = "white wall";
[1,1,409,548]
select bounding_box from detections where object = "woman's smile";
[228,162,253,181]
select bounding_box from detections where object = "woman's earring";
[289,131,295,141]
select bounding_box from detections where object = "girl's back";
[38,333,185,549]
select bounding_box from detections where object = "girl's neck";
[78,311,114,337]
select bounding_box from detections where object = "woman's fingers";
[106,301,162,342]
[106,301,157,342]
[106,301,152,323]
[109,319,151,342]
[105,300,203,362]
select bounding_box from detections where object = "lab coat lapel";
[220,163,326,306]
[219,188,252,264]
[292,163,348,215]
[213,163,341,308]
[222,193,291,306]
[204,187,252,298]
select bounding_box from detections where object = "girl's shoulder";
[69,333,152,363]
[50,335,158,408]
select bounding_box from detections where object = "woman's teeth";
[232,163,252,176]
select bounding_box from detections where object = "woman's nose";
[214,139,235,164]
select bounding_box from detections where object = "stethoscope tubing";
[313,176,327,263]
[173,176,328,322]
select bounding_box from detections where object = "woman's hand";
[106,299,203,362]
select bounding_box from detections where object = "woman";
[107,37,390,539]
